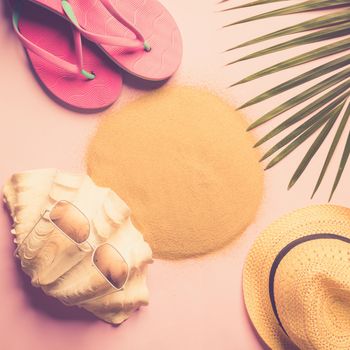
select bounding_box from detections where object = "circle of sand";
[86,86,264,260]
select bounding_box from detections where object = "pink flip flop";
[25,0,182,81]
[11,0,123,110]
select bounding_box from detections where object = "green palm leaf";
[312,102,350,198]
[226,10,350,44]
[224,0,350,24]
[232,23,350,63]
[238,54,350,108]
[261,102,346,161]
[330,129,350,199]
[220,0,292,9]
[252,80,350,134]
[288,111,340,189]
[264,103,345,169]
[227,0,350,197]
[229,38,350,83]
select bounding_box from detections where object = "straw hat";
[243,204,350,350]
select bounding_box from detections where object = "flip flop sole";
[29,0,182,81]
[19,1,123,110]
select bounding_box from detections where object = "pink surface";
[2,1,350,349]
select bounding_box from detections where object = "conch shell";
[3,169,153,324]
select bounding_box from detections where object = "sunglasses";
[15,200,129,292]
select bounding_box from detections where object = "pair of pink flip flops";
[10,0,182,110]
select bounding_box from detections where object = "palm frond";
[263,102,345,169]
[226,10,350,44]
[312,102,350,198]
[233,23,350,63]
[251,80,350,134]
[224,0,350,24]
[264,108,337,170]
[227,0,350,197]
[261,102,346,161]
[288,110,340,189]
[229,38,350,83]
[330,129,350,199]
[238,54,350,108]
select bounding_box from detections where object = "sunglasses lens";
[93,244,128,290]
[49,201,89,244]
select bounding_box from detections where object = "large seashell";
[3,169,153,324]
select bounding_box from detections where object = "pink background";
[1,1,350,349]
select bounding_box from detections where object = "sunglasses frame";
[14,200,130,292]
[91,242,130,292]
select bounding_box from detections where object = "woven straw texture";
[243,205,350,350]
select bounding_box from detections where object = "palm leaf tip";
[264,162,274,170]
[229,79,244,87]
[311,102,350,198]
[258,99,348,175]
[329,131,350,200]
[222,22,235,28]
[254,137,265,147]
[260,152,270,162]
[259,108,336,162]
[287,178,296,190]
[250,83,350,148]
[288,113,339,190]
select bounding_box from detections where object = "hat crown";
[274,237,350,350]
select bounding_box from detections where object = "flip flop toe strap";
[61,0,151,52]
[12,7,95,80]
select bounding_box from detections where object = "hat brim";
[243,204,350,350]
